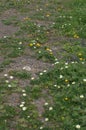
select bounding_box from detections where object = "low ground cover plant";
[0,0,86,129]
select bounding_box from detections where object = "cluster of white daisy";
[4,73,14,79]
[59,15,73,19]
[44,102,53,124]
[18,41,23,50]
[22,89,27,97]
[19,89,27,111]
[20,101,27,111]
[39,69,47,76]
[4,73,14,88]
[54,58,59,65]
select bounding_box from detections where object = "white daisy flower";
[49,107,53,111]
[65,66,68,68]
[40,8,43,11]
[4,74,8,77]
[82,62,84,64]
[40,126,43,129]
[55,58,58,61]
[60,75,63,79]
[27,115,30,118]
[22,90,26,92]
[22,93,26,96]
[54,61,59,64]
[83,79,86,82]
[72,82,75,84]
[31,77,35,80]
[8,84,12,88]
[44,102,48,106]
[80,95,84,98]
[19,42,22,44]
[75,61,78,64]
[70,16,72,19]
[18,47,21,50]
[54,84,57,87]
[22,107,27,111]
[63,16,66,18]
[20,104,24,107]
[4,36,7,38]
[21,102,25,104]
[67,84,70,87]
[40,73,43,75]
[60,67,63,70]
[69,23,71,25]
[43,70,47,73]
[71,61,75,64]
[58,86,61,88]
[65,62,68,65]
[9,76,14,79]
[5,80,9,83]
[45,118,49,121]
[53,22,55,25]
[38,51,41,53]
[76,124,81,129]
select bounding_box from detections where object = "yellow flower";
[74,34,79,38]
[79,58,83,61]
[64,97,69,101]
[46,31,49,34]
[29,43,33,47]
[58,8,61,11]
[65,79,69,83]
[46,48,52,52]
[45,3,49,6]
[78,53,82,56]
[46,48,50,51]
[61,116,65,120]
[50,52,53,55]
[46,14,50,17]
[23,17,31,20]
[36,43,41,47]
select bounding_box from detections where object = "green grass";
[0,37,25,58]
[9,70,31,79]
[2,16,19,26]
[0,59,13,72]
[0,0,86,129]
[53,0,86,38]
[30,61,86,129]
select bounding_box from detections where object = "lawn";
[0,0,86,130]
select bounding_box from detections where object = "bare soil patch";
[1,56,52,77]
[0,21,18,38]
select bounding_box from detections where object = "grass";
[2,16,19,26]
[53,0,86,38]
[0,37,25,58]
[0,0,86,130]
[9,70,31,79]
